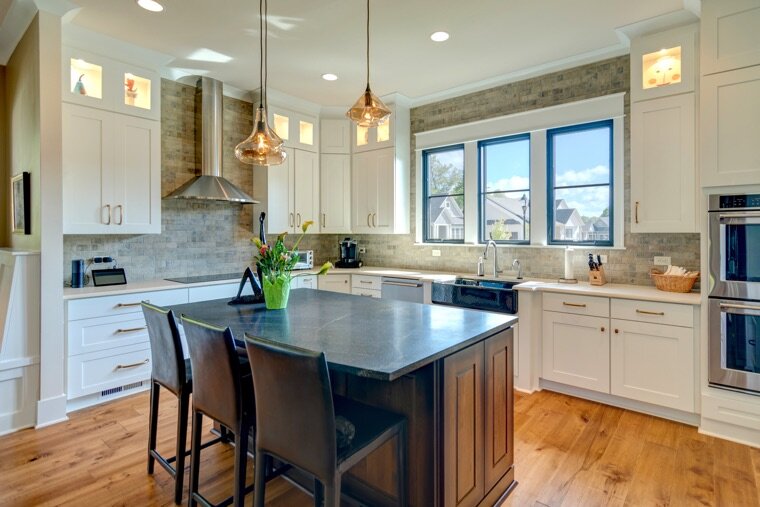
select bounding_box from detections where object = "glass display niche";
[70,58,103,99]
[642,46,682,90]
[124,73,151,110]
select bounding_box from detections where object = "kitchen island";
[169,289,518,507]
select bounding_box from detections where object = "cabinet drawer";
[68,314,150,356]
[298,275,317,289]
[351,287,381,298]
[67,344,151,399]
[543,292,609,318]
[611,298,693,328]
[318,274,351,293]
[352,275,381,291]
[67,288,188,321]
[188,282,250,303]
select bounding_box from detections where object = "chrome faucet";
[483,239,501,277]
[512,259,523,279]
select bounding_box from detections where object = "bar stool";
[244,335,408,507]
[182,316,255,507]
[143,302,196,504]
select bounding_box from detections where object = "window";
[479,135,530,243]
[423,145,465,243]
[547,120,613,246]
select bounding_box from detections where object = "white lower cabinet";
[610,319,694,412]
[542,311,610,393]
[317,274,351,294]
[351,287,381,298]
[293,275,317,289]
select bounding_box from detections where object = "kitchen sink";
[431,277,519,314]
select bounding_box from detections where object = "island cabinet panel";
[484,330,514,493]
[444,342,485,507]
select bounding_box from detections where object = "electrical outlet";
[654,256,671,266]
[600,255,608,264]
[358,247,366,254]
[432,249,441,257]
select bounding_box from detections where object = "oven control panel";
[712,194,760,211]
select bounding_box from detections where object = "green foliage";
[428,157,464,197]
[489,220,512,241]
[252,221,332,285]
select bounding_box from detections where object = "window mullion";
[530,130,547,246]
[463,141,479,244]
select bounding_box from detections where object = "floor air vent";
[101,381,145,398]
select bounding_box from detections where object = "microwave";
[293,250,313,270]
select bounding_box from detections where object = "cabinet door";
[610,319,694,412]
[542,311,610,393]
[351,151,376,233]
[293,149,320,232]
[373,147,396,233]
[320,154,351,233]
[112,115,161,233]
[262,147,295,234]
[444,342,485,507]
[701,66,760,187]
[62,103,113,234]
[320,119,350,154]
[631,94,695,233]
[701,0,760,75]
[484,329,514,492]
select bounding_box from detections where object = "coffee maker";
[335,238,362,268]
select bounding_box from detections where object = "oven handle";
[719,211,760,223]
[719,302,760,314]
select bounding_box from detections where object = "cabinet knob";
[614,329,619,334]
[601,326,605,332]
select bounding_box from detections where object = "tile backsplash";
[64,56,700,286]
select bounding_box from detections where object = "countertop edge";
[513,281,701,305]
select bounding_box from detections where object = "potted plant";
[252,220,331,309]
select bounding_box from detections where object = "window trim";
[422,144,466,244]
[546,119,614,247]
[477,134,531,245]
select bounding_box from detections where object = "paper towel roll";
[564,247,574,280]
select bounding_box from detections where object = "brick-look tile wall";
[64,56,701,285]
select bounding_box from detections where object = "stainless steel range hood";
[166,77,257,204]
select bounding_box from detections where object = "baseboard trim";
[36,394,68,428]
[699,418,760,449]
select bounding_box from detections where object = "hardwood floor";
[1,389,758,506]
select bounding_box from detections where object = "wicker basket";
[650,269,699,293]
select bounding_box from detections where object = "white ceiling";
[65,0,690,107]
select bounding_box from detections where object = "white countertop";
[63,265,701,305]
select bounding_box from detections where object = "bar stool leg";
[253,449,267,507]
[233,423,249,507]
[188,410,203,507]
[147,381,160,474]
[173,389,190,504]
[313,480,324,507]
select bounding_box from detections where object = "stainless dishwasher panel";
[381,277,424,303]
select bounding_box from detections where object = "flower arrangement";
[252,220,331,309]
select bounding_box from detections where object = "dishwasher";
[381,277,424,303]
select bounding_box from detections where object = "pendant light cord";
[366,0,370,87]
[259,0,264,108]
[264,0,269,110]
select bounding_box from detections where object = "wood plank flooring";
[0,388,758,506]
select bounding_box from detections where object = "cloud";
[487,176,529,192]
[556,165,609,186]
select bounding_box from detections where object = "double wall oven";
[708,194,760,394]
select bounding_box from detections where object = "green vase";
[262,275,291,310]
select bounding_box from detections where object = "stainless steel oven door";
[709,298,760,394]
[709,210,760,301]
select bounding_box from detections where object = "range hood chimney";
[167,77,257,204]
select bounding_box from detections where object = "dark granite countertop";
[169,289,517,381]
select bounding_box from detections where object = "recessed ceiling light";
[322,73,338,81]
[136,0,164,12]
[430,31,450,42]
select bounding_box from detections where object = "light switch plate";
[432,249,441,257]
[600,255,608,264]
[654,256,671,266]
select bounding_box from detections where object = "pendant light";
[346,0,391,127]
[235,0,287,165]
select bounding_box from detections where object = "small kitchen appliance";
[335,238,362,268]
[71,259,85,288]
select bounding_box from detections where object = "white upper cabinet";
[320,153,351,233]
[269,106,319,153]
[253,147,320,236]
[353,114,395,153]
[630,24,698,102]
[63,103,161,234]
[701,66,760,187]
[631,94,696,232]
[701,0,760,75]
[320,119,351,154]
[63,46,160,120]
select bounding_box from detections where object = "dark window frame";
[422,144,466,244]
[478,134,531,245]
[546,119,614,247]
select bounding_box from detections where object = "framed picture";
[11,172,31,235]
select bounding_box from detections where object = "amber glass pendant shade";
[235,106,287,165]
[347,84,391,127]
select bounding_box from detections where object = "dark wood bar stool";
[244,335,408,507]
[143,302,199,504]
[182,316,255,507]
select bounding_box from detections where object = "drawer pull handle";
[115,326,147,334]
[116,302,144,308]
[562,302,587,308]
[115,358,149,370]
[360,293,373,297]
[635,201,640,224]
[359,280,373,284]
[636,309,665,316]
